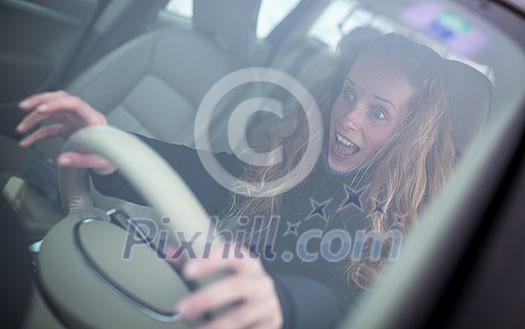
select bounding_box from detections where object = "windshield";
[3,0,525,328]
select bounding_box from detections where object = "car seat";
[0,0,262,239]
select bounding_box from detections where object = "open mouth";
[334,132,360,158]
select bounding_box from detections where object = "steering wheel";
[37,125,221,328]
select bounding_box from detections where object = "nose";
[340,106,363,131]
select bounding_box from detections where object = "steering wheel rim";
[60,125,212,244]
[37,125,222,329]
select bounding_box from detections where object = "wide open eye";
[342,89,355,103]
[370,107,387,120]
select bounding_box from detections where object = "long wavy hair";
[227,33,457,287]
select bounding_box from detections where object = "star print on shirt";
[369,198,387,216]
[392,213,408,226]
[284,221,300,237]
[306,198,332,221]
[338,184,367,212]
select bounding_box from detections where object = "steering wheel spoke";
[37,126,224,328]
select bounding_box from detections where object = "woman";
[16,33,456,329]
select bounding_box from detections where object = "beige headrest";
[193,0,261,59]
[445,60,492,153]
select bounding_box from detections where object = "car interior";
[0,0,524,328]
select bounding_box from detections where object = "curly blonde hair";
[227,33,456,287]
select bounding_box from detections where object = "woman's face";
[328,55,414,173]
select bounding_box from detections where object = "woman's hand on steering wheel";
[17,90,116,175]
[176,245,283,329]
[18,91,284,329]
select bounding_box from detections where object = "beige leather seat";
[0,0,262,239]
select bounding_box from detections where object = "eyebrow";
[346,78,395,109]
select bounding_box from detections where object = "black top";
[92,135,372,329]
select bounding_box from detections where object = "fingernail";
[183,262,198,278]
[16,123,25,132]
[176,300,190,316]
[19,99,30,108]
[58,157,70,166]
[36,104,48,112]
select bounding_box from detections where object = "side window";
[165,0,193,18]
[164,0,300,39]
[309,0,413,52]
[257,0,301,38]
[307,0,493,81]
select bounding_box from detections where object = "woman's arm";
[91,134,241,215]
[176,247,359,329]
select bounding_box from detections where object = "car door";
[0,0,104,136]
